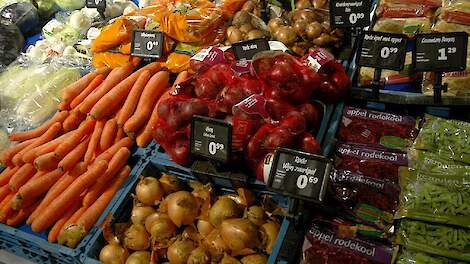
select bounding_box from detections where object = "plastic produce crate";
[0,150,150,264]
[84,158,294,264]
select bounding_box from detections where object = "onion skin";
[261,221,280,253]
[131,205,155,225]
[124,224,150,251]
[148,213,177,242]
[167,239,195,264]
[203,229,228,262]
[220,254,242,264]
[220,219,260,251]
[246,206,266,226]
[197,220,214,237]
[136,177,164,206]
[159,173,181,195]
[166,191,199,227]
[187,246,211,264]
[99,244,128,264]
[241,254,268,264]
[209,198,242,227]
[125,251,150,264]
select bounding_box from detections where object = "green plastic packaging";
[396,248,467,264]
[396,220,470,262]
[408,149,470,174]
[396,168,470,228]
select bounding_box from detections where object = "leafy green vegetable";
[396,248,467,264]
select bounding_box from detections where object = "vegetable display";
[396,249,468,264]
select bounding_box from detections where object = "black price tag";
[86,0,105,10]
[357,31,408,71]
[267,148,332,203]
[190,116,232,163]
[413,32,468,72]
[232,38,270,60]
[131,30,164,59]
[329,0,371,28]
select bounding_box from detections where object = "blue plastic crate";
[0,151,149,264]
[83,160,294,264]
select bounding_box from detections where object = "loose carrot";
[136,102,159,148]
[63,110,86,132]
[0,167,19,186]
[124,71,170,136]
[61,67,111,104]
[58,102,70,111]
[0,193,15,223]
[84,121,105,164]
[48,201,80,242]
[31,160,108,232]
[0,185,9,202]
[9,163,36,191]
[10,170,45,210]
[100,119,117,152]
[9,111,68,142]
[116,71,151,127]
[34,152,60,171]
[54,120,95,159]
[22,133,70,164]
[114,128,125,144]
[16,169,65,209]
[7,201,39,226]
[12,123,62,166]
[79,65,135,115]
[82,148,130,206]
[95,137,133,162]
[58,137,90,172]
[28,162,86,224]
[0,139,35,166]
[70,75,105,109]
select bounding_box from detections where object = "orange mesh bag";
[91,17,144,53]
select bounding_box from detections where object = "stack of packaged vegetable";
[0,61,185,248]
[395,114,470,262]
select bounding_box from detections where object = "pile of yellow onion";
[99,173,282,264]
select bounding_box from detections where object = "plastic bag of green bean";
[408,149,470,174]
[396,248,467,264]
[396,168,470,228]
[414,115,470,164]
[396,220,470,262]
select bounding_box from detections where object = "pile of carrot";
[0,61,185,248]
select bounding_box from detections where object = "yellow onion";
[99,244,128,264]
[131,204,155,225]
[166,191,199,227]
[167,239,195,264]
[261,221,280,253]
[268,18,285,33]
[123,224,150,251]
[136,177,164,206]
[241,254,268,264]
[159,173,181,195]
[220,254,242,264]
[246,206,266,226]
[125,251,150,264]
[197,220,214,237]
[187,246,211,264]
[203,229,228,262]
[220,219,260,251]
[147,213,177,242]
[209,198,242,227]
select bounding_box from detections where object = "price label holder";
[357,31,408,99]
[86,0,106,18]
[131,30,164,59]
[413,32,468,104]
[267,148,332,203]
[190,115,232,163]
[232,38,270,61]
[330,0,371,29]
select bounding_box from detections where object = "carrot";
[0,139,35,166]
[58,137,90,172]
[54,120,95,159]
[7,202,39,226]
[124,71,170,136]
[9,111,69,142]
[84,121,105,164]
[70,75,105,109]
[79,64,135,115]
[61,67,111,104]
[48,201,80,242]
[12,123,63,166]
[82,148,130,206]
[9,163,36,191]
[34,152,60,171]
[115,71,152,126]
[16,169,65,209]
[0,185,9,202]
[0,193,14,223]
[95,137,133,162]
[63,110,86,132]
[28,162,86,224]
[100,119,117,152]
[22,133,70,163]
[58,102,70,111]
[115,128,125,144]
[136,102,159,148]
[0,167,19,186]
[31,160,108,232]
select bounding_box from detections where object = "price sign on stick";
[330,0,371,28]
[131,30,164,59]
[86,0,105,10]
[232,38,270,60]
[267,148,332,203]
[190,116,232,163]
[357,31,408,71]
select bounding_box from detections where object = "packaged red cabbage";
[338,106,418,151]
[300,217,393,264]
[335,143,408,183]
